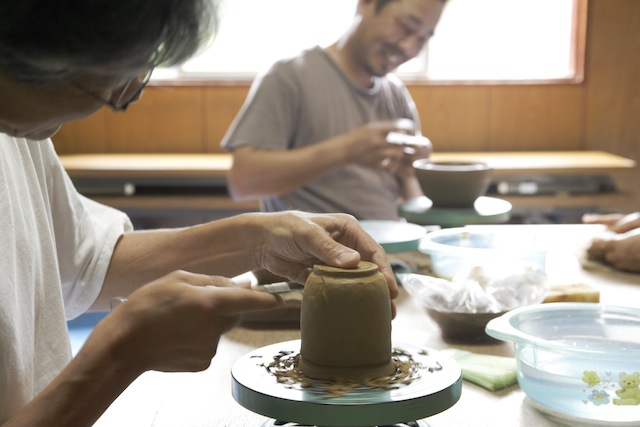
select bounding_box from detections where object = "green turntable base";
[399,196,512,228]
[231,340,462,427]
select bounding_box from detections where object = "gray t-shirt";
[221,46,419,220]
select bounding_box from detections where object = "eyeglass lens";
[112,70,153,111]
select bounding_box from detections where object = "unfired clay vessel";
[299,261,395,381]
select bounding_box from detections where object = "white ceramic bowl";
[418,227,547,280]
[486,303,640,427]
[413,159,492,208]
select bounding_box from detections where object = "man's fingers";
[582,213,622,226]
[153,271,284,314]
[206,286,284,315]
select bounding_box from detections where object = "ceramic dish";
[359,220,427,254]
[424,308,505,342]
[413,159,492,208]
[486,303,640,426]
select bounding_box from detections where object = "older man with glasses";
[0,1,397,425]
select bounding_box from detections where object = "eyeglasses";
[70,69,153,112]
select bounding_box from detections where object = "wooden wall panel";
[488,85,584,151]
[54,109,109,153]
[107,86,204,153]
[585,0,640,208]
[585,0,640,154]
[203,86,250,153]
[409,85,489,152]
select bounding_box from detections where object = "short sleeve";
[43,145,133,319]
[221,60,300,152]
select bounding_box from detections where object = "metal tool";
[252,281,304,295]
[252,281,305,302]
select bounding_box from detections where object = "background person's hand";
[582,212,640,233]
[396,138,432,179]
[84,270,283,374]
[251,211,399,300]
[343,120,417,173]
[586,228,640,273]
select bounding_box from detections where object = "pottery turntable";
[231,339,462,427]
[399,196,512,228]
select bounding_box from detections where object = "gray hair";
[0,0,219,84]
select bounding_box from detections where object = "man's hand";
[87,270,283,374]
[251,211,398,299]
[583,212,640,234]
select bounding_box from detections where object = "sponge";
[543,283,600,303]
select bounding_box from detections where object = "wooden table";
[91,224,640,427]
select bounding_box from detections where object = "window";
[404,0,586,83]
[153,0,586,84]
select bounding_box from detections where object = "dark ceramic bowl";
[426,308,505,341]
[413,159,493,208]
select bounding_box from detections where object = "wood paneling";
[409,85,489,151]
[108,87,205,153]
[584,0,640,207]
[55,109,109,153]
[203,86,250,153]
[409,84,584,153]
[488,85,584,151]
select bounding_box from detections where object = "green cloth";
[443,349,518,391]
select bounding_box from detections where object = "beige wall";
[54,0,640,207]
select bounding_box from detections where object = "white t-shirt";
[0,134,132,421]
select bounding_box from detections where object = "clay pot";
[299,261,395,381]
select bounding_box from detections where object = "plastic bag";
[399,264,548,313]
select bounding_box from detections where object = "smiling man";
[223,0,446,220]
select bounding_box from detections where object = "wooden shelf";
[61,151,636,178]
[60,151,637,214]
[60,153,233,179]
[498,192,632,209]
[430,151,636,175]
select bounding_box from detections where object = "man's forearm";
[94,214,263,310]
[228,143,348,200]
[401,174,424,201]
